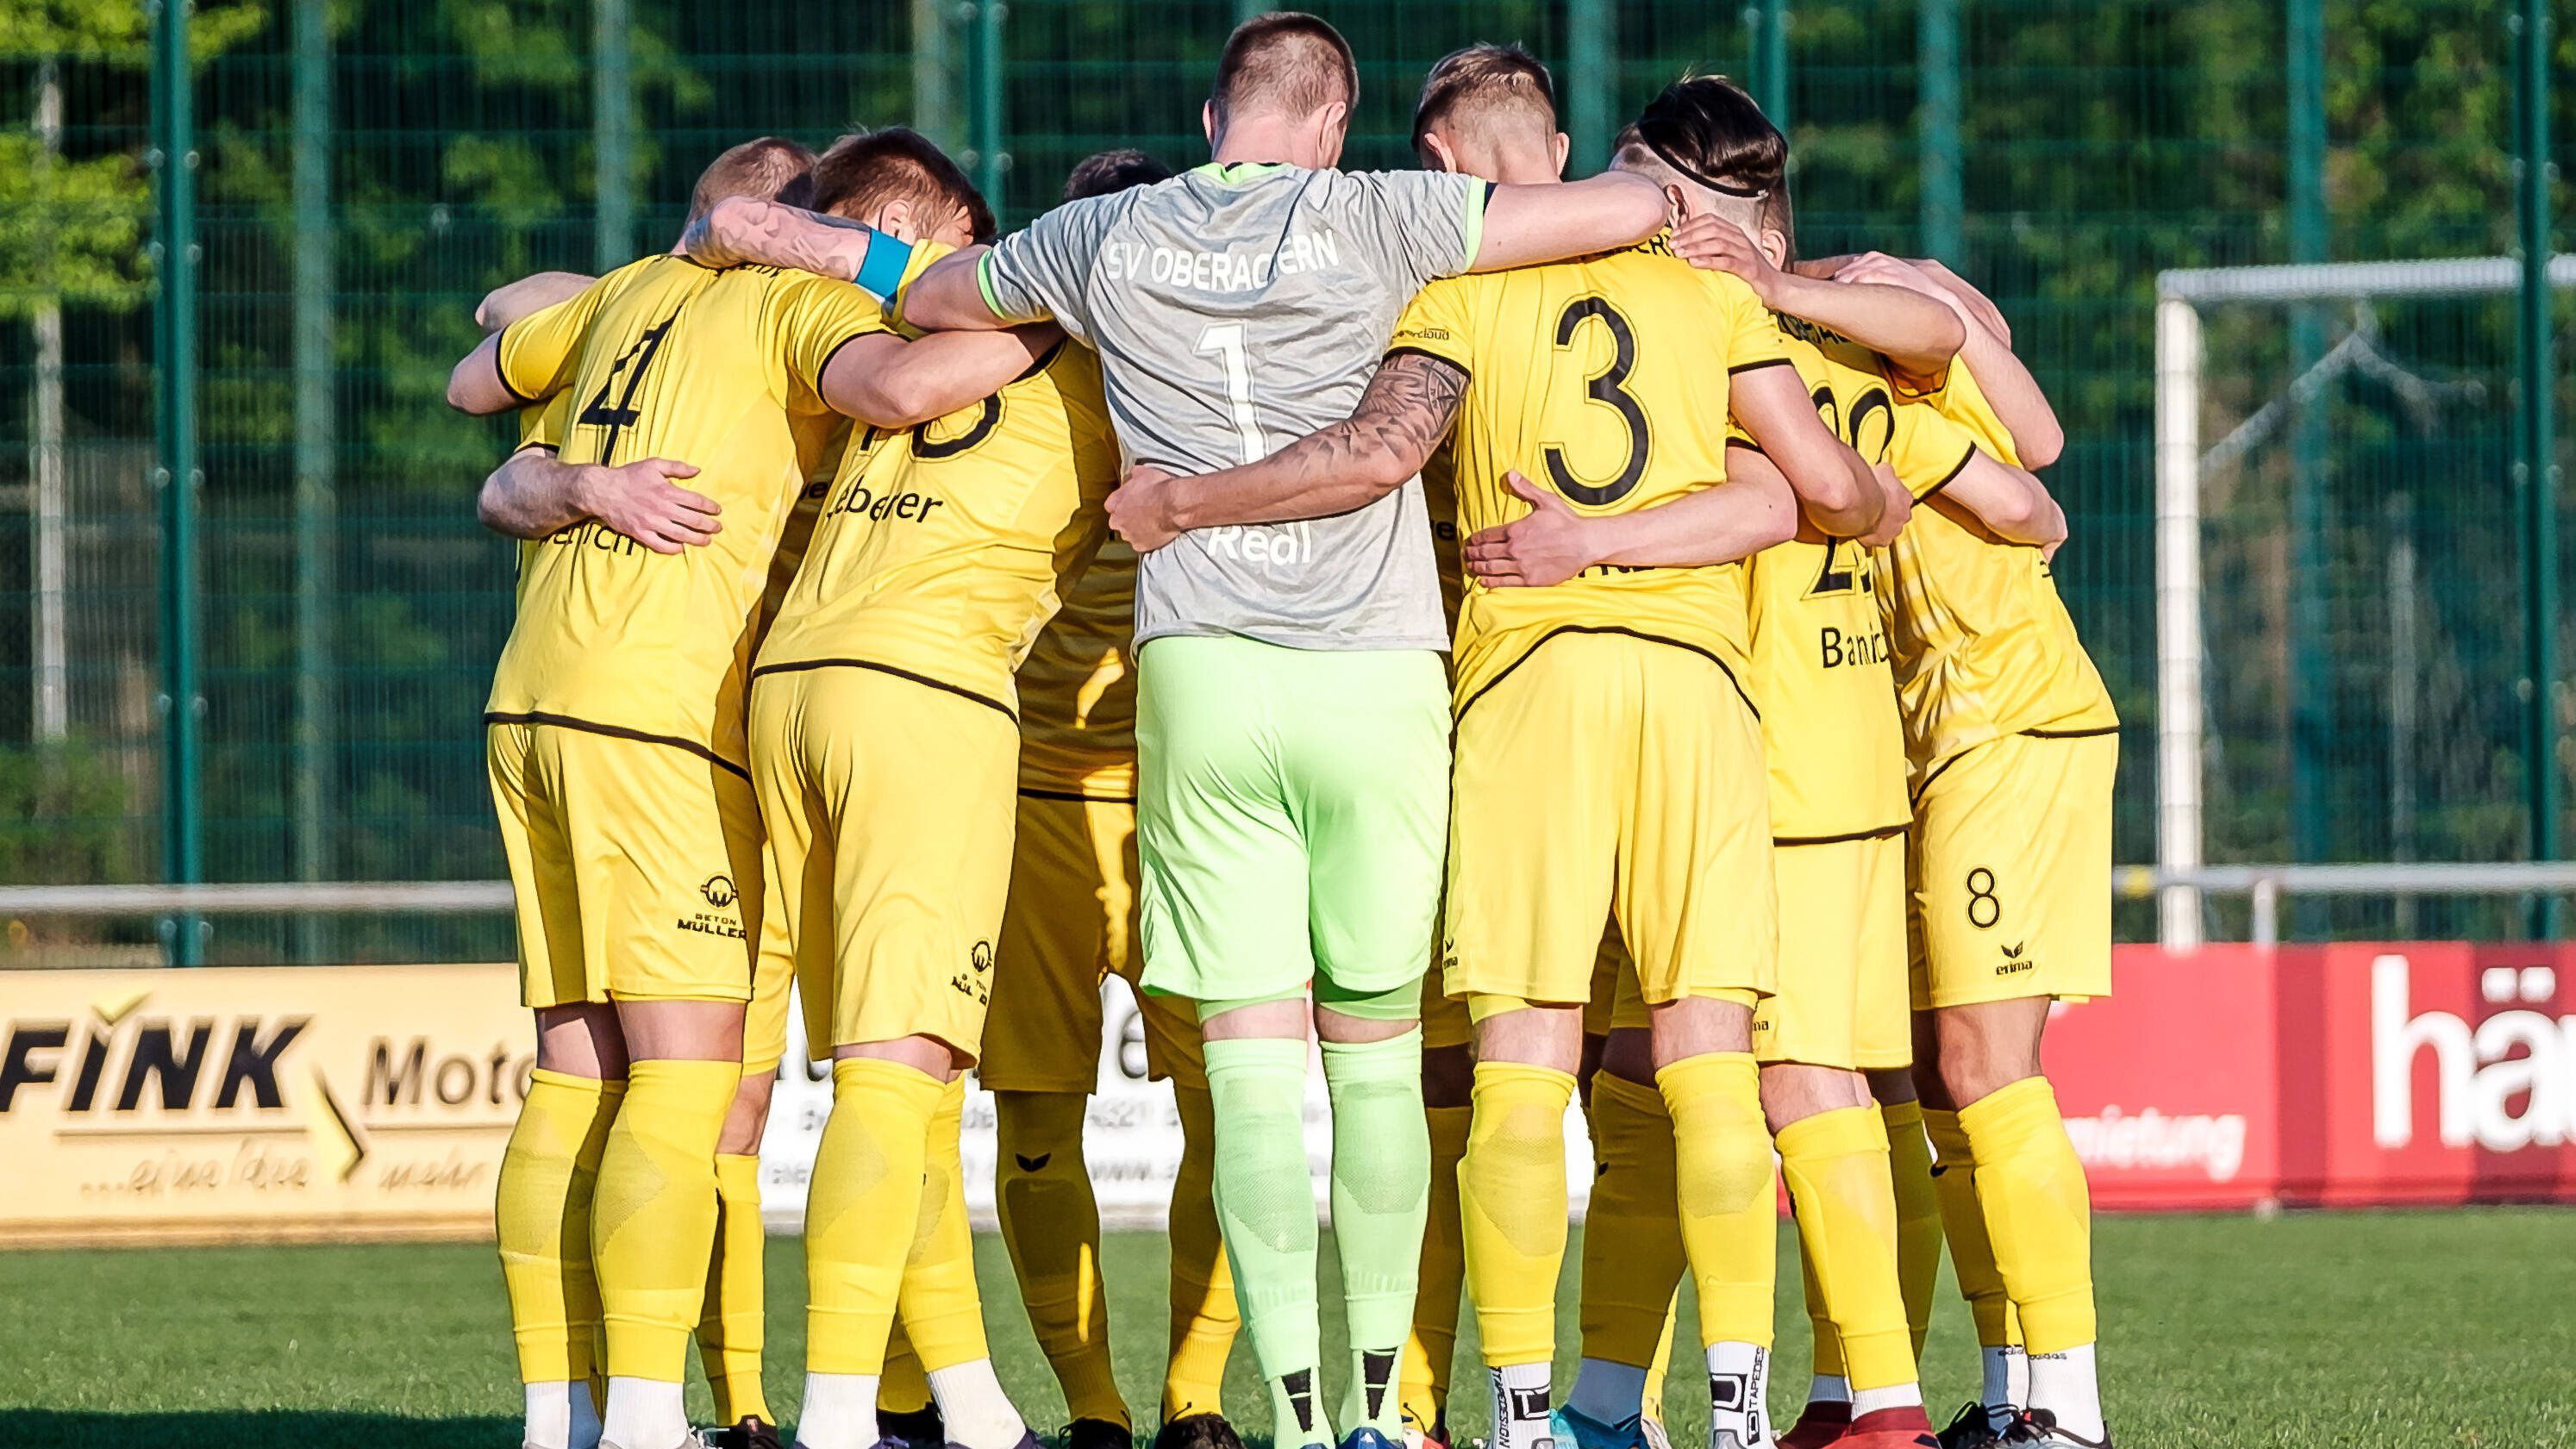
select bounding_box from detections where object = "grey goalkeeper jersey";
[979,161,1487,651]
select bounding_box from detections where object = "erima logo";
[1997,940,2035,976]
[2372,952,2573,1152]
[1014,1152,1050,1172]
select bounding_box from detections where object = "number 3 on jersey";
[1541,297,1652,506]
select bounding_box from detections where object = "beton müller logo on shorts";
[675,874,745,939]
[953,941,995,1005]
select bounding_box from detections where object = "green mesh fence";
[0,0,2569,961]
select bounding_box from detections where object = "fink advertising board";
[4,945,2573,1245]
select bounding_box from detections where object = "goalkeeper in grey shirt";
[681,15,1666,1449]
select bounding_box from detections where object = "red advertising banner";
[2045,942,2576,1209]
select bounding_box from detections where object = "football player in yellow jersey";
[1488,78,2074,1449]
[1110,49,1892,1449]
[696,153,1174,1449]
[463,134,1045,1449]
[446,134,1056,1449]
[1660,105,2113,1449]
[948,147,1247,1449]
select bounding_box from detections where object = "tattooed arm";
[678,196,997,321]
[1107,350,1469,552]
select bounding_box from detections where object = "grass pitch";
[3,1210,2568,1448]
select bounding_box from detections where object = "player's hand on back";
[1859,462,1912,547]
[580,457,722,554]
[1463,471,1600,589]
[1667,215,1785,303]
[1110,465,1186,553]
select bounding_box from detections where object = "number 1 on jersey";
[1197,322,1266,465]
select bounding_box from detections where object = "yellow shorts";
[748,665,1019,1062]
[486,720,763,1010]
[1443,634,1777,1009]
[744,886,795,1075]
[1752,832,1910,1070]
[1422,970,1473,1050]
[1909,730,2117,1010]
[982,790,1207,1093]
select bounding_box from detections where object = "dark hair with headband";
[1621,74,1783,200]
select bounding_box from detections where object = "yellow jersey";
[1736,315,1978,841]
[1422,442,1466,627]
[1386,236,1792,712]
[754,340,1122,714]
[1013,541,1138,800]
[485,254,885,769]
[517,391,571,453]
[1882,363,2118,773]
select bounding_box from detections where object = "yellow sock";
[995,1090,1128,1427]
[1460,1062,1577,1368]
[594,1058,740,1382]
[1578,1074,1687,1372]
[1656,1052,1776,1350]
[1778,1106,1913,1391]
[498,1069,622,1384]
[1924,1108,2021,1352]
[900,1077,991,1372]
[1798,1239,1844,1379]
[880,1327,933,1413]
[1956,1079,2096,1354]
[1880,1099,1941,1358]
[698,1152,772,1425]
[1401,1102,1471,1433]
[807,1058,945,1375]
[1164,1081,1240,1422]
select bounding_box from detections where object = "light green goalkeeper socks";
[1204,1036,1333,1449]
[1322,1027,1431,1438]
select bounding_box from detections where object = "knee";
[1935,1042,2041,1109]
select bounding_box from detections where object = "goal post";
[2154,255,2576,949]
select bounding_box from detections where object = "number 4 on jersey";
[578,316,676,464]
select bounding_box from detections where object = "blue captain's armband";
[854,231,917,302]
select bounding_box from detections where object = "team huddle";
[444,14,2116,1449]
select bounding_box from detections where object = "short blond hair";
[685,136,817,226]
[1412,43,1558,157]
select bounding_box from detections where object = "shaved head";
[1209,11,1358,129]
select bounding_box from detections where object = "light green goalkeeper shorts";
[1134,634,1450,1007]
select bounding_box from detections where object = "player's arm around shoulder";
[447,265,627,415]
[1837,251,2064,468]
[1109,347,1471,553]
[1461,453,1799,590]
[818,324,1064,430]
[1924,447,2066,553]
[1726,346,1885,541]
[1470,170,1667,273]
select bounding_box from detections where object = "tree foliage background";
[0,0,2570,959]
